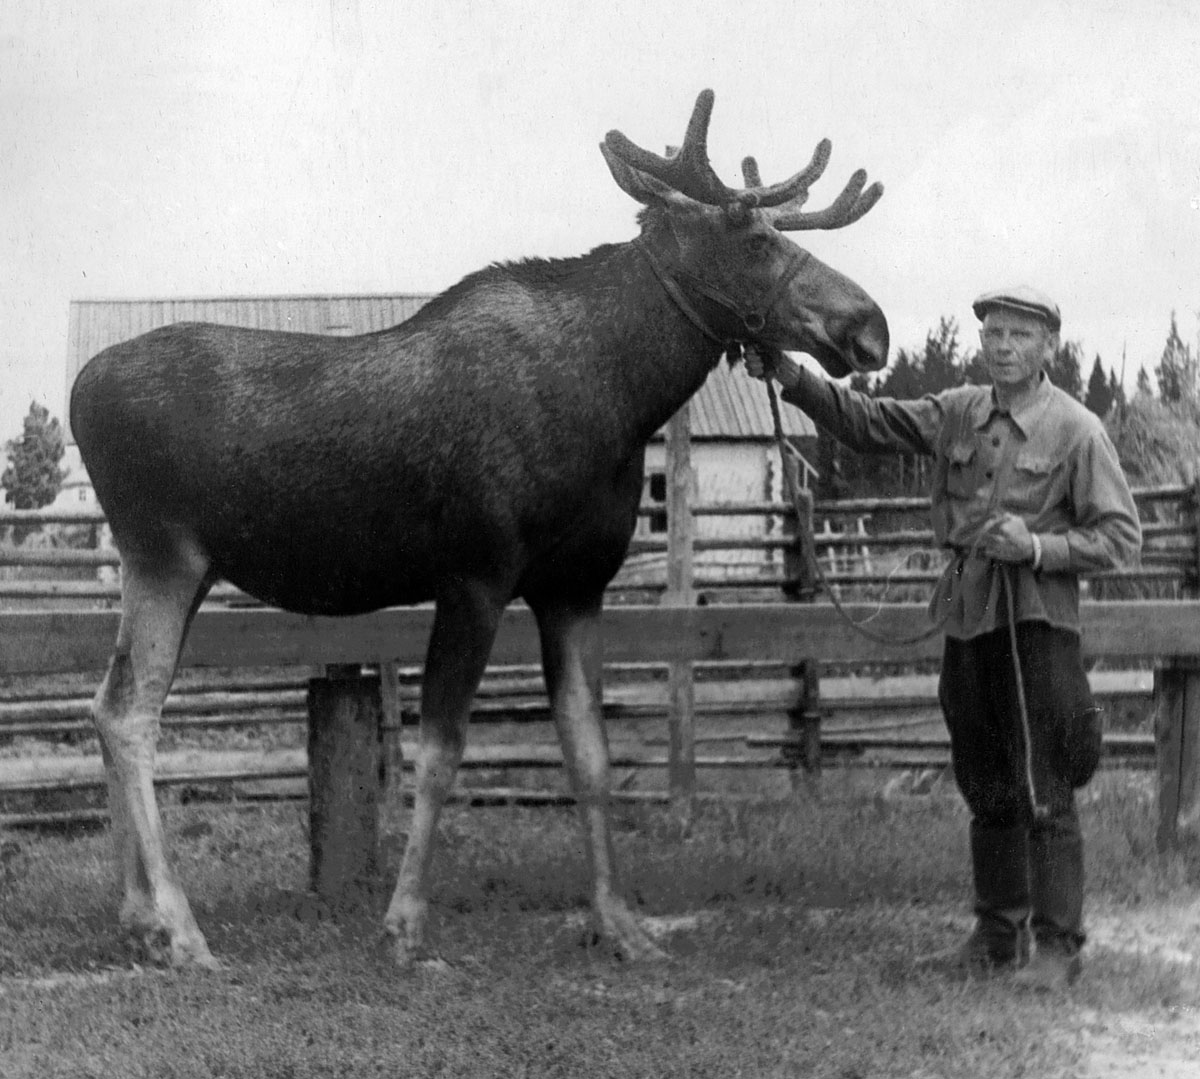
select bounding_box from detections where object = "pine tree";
[1136,365,1153,397]
[1,401,66,510]
[916,317,963,394]
[1045,341,1084,399]
[1084,355,1114,417]
[962,348,989,386]
[1107,367,1125,414]
[1154,312,1196,404]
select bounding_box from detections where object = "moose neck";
[588,236,730,444]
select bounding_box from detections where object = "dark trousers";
[939,622,1103,953]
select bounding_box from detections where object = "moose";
[70,90,888,968]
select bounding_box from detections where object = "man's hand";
[744,345,804,391]
[981,512,1035,564]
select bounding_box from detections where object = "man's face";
[979,309,1055,388]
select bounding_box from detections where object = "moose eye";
[746,234,774,257]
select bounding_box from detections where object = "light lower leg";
[385,735,462,955]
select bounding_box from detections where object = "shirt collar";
[973,372,1053,437]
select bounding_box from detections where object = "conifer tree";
[1154,312,1196,405]
[1,401,66,510]
[1084,354,1114,417]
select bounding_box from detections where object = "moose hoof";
[383,897,429,969]
[174,937,221,971]
[597,905,669,963]
[383,928,428,970]
[121,891,219,970]
[127,922,219,971]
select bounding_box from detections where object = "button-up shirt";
[782,368,1142,639]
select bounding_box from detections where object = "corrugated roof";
[66,294,430,385]
[683,358,814,441]
[65,294,814,442]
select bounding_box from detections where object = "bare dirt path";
[1074,904,1200,1078]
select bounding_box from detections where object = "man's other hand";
[982,512,1035,564]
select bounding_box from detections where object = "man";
[747,287,1141,990]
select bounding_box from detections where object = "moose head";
[601,89,889,378]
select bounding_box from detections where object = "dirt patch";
[1087,906,1200,970]
[1075,904,1200,1077]
[1078,1007,1200,1078]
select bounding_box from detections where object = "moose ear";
[600,142,704,211]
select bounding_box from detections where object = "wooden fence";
[3,479,1196,600]
[0,665,1158,814]
[3,462,1200,848]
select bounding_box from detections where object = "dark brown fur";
[72,242,725,614]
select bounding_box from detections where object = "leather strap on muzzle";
[635,240,810,348]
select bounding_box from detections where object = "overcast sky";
[2,0,1199,443]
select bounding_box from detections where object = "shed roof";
[65,294,815,442]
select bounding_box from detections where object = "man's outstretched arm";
[745,346,943,457]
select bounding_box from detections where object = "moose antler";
[604,89,735,205]
[767,167,883,231]
[736,143,830,209]
[741,151,883,230]
[604,89,882,228]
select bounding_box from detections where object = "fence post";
[782,482,817,601]
[307,664,383,902]
[378,658,406,799]
[1190,462,1200,596]
[1156,460,1200,849]
[778,447,822,791]
[784,659,823,795]
[664,403,696,814]
[1155,657,1200,850]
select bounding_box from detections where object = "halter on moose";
[70,90,888,968]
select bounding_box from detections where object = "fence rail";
[0,667,1154,739]
[4,476,1197,599]
[3,600,1200,673]
[0,669,1159,828]
[3,471,1200,845]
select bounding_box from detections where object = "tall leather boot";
[962,820,1031,968]
[1014,814,1084,990]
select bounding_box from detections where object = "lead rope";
[764,374,1048,818]
[1002,565,1050,819]
[765,376,954,646]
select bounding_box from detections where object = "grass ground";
[1,772,1199,1078]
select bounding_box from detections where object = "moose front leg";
[384,582,503,966]
[533,597,666,961]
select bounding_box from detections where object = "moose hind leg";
[93,547,215,968]
[534,597,665,961]
[384,582,503,966]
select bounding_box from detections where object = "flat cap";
[972,286,1061,332]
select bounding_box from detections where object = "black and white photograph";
[2,2,1199,1075]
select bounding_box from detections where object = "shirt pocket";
[945,440,977,500]
[1006,452,1060,511]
